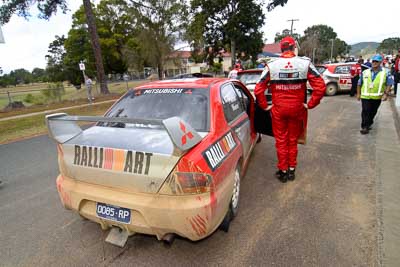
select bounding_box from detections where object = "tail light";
[159,171,214,195]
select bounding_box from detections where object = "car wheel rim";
[327,85,336,94]
[231,168,240,210]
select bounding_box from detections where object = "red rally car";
[309,62,369,96]
[46,78,259,246]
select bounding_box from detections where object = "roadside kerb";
[0,99,116,122]
[376,99,400,266]
[389,96,400,140]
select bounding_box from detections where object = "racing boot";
[288,168,295,181]
[275,170,288,183]
[256,134,262,143]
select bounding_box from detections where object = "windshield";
[104,88,209,131]
[237,72,262,85]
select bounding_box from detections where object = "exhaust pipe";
[162,233,175,246]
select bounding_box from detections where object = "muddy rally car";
[46,78,259,246]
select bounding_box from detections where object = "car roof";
[135,78,229,90]
[326,62,356,66]
[238,69,263,74]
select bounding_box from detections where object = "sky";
[0,0,399,74]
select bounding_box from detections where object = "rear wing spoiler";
[45,113,203,153]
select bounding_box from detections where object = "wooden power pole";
[287,19,299,35]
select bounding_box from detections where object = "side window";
[233,83,250,115]
[221,84,245,123]
[335,65,351,74]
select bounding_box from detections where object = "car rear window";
[237,72,262,84]
[316,66,327,74]
[104,88,209,131]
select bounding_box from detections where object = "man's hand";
[382,94,388,101]
[264,104,273,111]
[356,93,361,101]
[303,103,308,109]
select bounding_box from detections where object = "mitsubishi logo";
[285,62,293,69]
[180,121,194,145]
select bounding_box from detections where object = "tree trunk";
[82,0,109,94]
[157,63,164,80]
[231,39,236,68]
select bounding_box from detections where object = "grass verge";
[0,102,114,144]
[0,80,146,118]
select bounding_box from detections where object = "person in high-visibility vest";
[356,54,394,134]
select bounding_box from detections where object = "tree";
[189,0,262,67]
[31,68,47,82]
[377,38,400,55]
[82,0,109,94]
[299,24,350,63]
[129,0,189,80]
[0,0,109,94]
[266,0,289,10]
[62,1,132,85]
[188,0,289,68]
[0,1,68,24]
[8,69,33,84]
[96,0,131,75]
[46,35,66,82]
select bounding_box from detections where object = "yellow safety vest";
[361,69,387,100]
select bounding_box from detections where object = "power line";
[287,19,299,35]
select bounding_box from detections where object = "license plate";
[96,202,131,224]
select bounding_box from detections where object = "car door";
[335,65,352,90]
[220,83,253,161]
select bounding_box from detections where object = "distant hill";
[350,42,380,57]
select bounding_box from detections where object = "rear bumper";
[56,174,229,241]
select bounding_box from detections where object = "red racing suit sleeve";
[254,67,271,109]
[307,63,326,109]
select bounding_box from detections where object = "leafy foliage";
[189,0,266,67]
[45,35,67,82]
[41,82,65,101]
[127,0,189,79]
[377,38,400,54]
[0,0,68,24]
[0,0,109,94]
[299,24,350,63]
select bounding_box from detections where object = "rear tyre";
[220,166,241,232]
[325,83,338,96]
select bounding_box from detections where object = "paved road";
[0,95,382,266]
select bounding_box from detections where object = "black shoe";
[360,128,369,135]
[275,170,288,183]
[256,134,262,143]
[288,168,295,181]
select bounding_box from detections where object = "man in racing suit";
[255,36,326,183]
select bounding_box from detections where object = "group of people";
[253,36,394,183]
[228,57,268,79]
[227,61,243,79]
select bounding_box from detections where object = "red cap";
[280,36,296,50]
